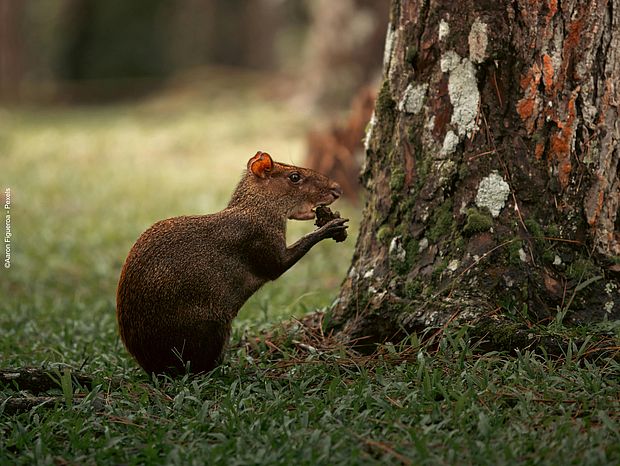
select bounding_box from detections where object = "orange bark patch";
[546,0,558,23]
[516,63,542,134]
[542,54,554,92]
[565,19,584,52]
[535,142,545,160]
[589,190,605,226]
[519,62,541,91]
[558,158,573,188]
[555,16,584,90]
[517,99,536,122]
[549,132,569,158]
[548,93,577,190]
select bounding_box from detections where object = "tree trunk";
[0,0,25,100]
[330,0,620,347]
[301,0,390,110]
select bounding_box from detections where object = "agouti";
[116,151,348,376]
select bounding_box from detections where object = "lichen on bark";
[330,0,620,346]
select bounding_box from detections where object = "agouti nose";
[330,182,343,199]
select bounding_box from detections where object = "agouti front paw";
[314,205,348,242]
[318,217,349,242]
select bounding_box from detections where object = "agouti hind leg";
[135,317,232,376]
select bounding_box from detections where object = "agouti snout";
[116,151,349,376]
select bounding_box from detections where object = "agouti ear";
[247,151,273,178]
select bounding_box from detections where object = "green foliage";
[567,258,598,281]
[431,258,448,280]
[427,199,453,242]
[546,223,560,237]
[507,239,524,266]
[405,279,424,299]
[389,166,406,192]
[525,218,544,239]
[375,79,396,118]
[376,225,393,244]
[463,208,493,236]
[2,327,619,465]
[542,249,557,264]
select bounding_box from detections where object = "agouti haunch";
[116,151,348,376]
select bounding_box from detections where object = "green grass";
[1,79,619,465]
[1,329,618,465]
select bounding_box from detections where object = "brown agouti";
[116,151,348,376]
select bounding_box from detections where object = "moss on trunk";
[331,0,620,347]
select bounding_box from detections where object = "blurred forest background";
[1,0,389,200]
[0,0,389,330]
[0,0,387,108]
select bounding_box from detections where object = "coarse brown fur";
[116,152,347,376]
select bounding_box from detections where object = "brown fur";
[116,152,347,376]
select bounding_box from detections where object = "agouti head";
[230,151,343,221]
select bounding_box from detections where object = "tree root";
[1,367,112,415]
[0,367,99,394]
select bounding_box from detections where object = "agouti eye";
[289,172,302,183]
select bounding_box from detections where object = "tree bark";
[330,0,620,347]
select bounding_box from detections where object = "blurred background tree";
[0,0,389,197]
[300,0,388,110]
[0,0,388,106]
[0,0,391,331]
[0,0,25,100]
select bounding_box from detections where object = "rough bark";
[330,0,620,346]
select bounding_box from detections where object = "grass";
[1,326,619,465]
[1,76,619,465]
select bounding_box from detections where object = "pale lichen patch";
[440,130,459,156]
[383,24,396,70]
[439,19,449,41]
[364,111,376,151]
[437,159,457,187]
[475,171,511,217]
[440,50,461,73]
[389,236,406,262]
[440,51,480,137]
[468,18,488,64]
[447,259,460,271]
[418,238,429,252]
[398,83,428,114]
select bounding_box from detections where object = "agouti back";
[116,151,348,376]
